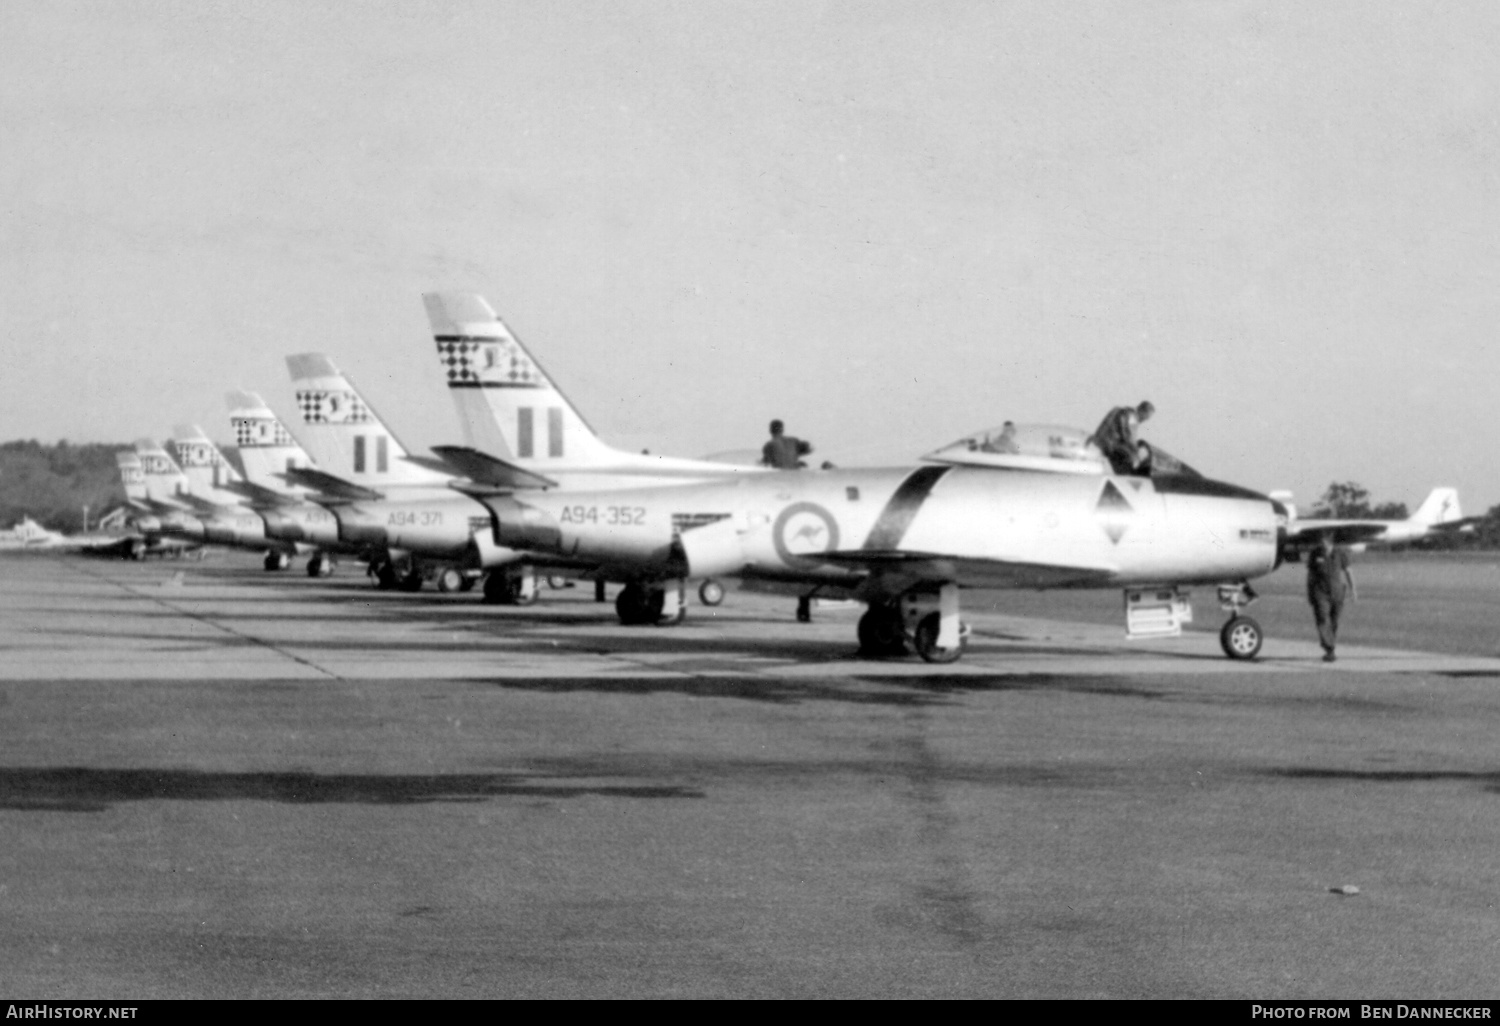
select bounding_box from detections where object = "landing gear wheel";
[306,554,325,578]
[698,579,725,606]
[857,605,908,658]
[374,562,397,590]
[264,551,290,572]
[483,570,537,605]
[796,596,812,623]
[913,612,964,664]
[436,568,464,593]
[1220,616,1263,660]
[547,575,569,590]
[399,569,424,592]
[458,575,476,592]
[615,583,659,625]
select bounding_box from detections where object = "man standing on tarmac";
[1306,535,1356,662]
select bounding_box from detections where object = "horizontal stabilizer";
[176,493,226,514]
[282,467,384,502]
[428,446,557,490]
[223,479,303,508]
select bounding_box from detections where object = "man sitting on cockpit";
[1091,400,1155,476]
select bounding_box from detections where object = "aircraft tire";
[857,605,908,658]
[458,575,476,592]
[374,562,398,590]
[1220,616,1263,660]
[263,552,281,572]
[615,583,656,625]
[913,612,965,664]
[306,555,324,578]
[547,575,569,590]
[698,579,725,606]
[399,569,424,593]
[436,568,464,593]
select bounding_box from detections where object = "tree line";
[0,440,128,532]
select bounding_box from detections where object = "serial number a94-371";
[560,505,646,527]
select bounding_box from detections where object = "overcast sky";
[3,1,1497,511]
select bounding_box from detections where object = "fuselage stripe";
[862,466,952,550]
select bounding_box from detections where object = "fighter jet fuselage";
[480,464,1280,598]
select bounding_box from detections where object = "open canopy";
[922,422,1202,479]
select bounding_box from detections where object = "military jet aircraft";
[108,449,204,560]
[1276,487,1478,554]
[283,354,512,595]
[0,516,135,554]
[133,435,303,570]
[421,291,768,604]
[225,390,357,578]
[470,422,1283,663]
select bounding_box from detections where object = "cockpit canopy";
[922,422,1201,479]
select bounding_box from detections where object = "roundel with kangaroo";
[772,502,840,565]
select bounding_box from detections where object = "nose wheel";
[1220,616,1263,660]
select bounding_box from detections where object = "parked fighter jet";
[421,291,767,604]
[283,354,509,595]
[135,435,303,570]
[108,449,203,560]
[471,422,1283,663]
[0,516,130,553]
[226,390,350,578]
[1276,487,1478,554]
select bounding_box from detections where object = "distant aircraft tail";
[133,439,193,506]
[116,451,148,507]
[226,390,317,496]
[1411,487,1462,526]
[285,353,453,490]
[422,292,616,467]
[170,425,246,506]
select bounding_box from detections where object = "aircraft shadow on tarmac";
[0,766,704,813]
[1263,767,1500,794]
[473,674,1168,706]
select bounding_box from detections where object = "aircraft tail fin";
[116,451,148,505]
[227,390,317,497]
[1411,487,1462,526]
[170,425,245,506]
[285,354,453,490]
[423,292,615,467]
[133,438,193,505]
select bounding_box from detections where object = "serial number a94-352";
[560,505,646,526]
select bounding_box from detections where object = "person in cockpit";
[1091,401,1154,475]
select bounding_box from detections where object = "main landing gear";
[305,553,335,578]
[1217,583,1263,660]
[263,550,291,572]
[858,583,968,664]
[483,566,538,606]
[615,580,687,626]
[371,559,424,592]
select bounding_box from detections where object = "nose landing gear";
[1217,583,1263,660]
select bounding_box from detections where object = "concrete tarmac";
[2,552,1499,998]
